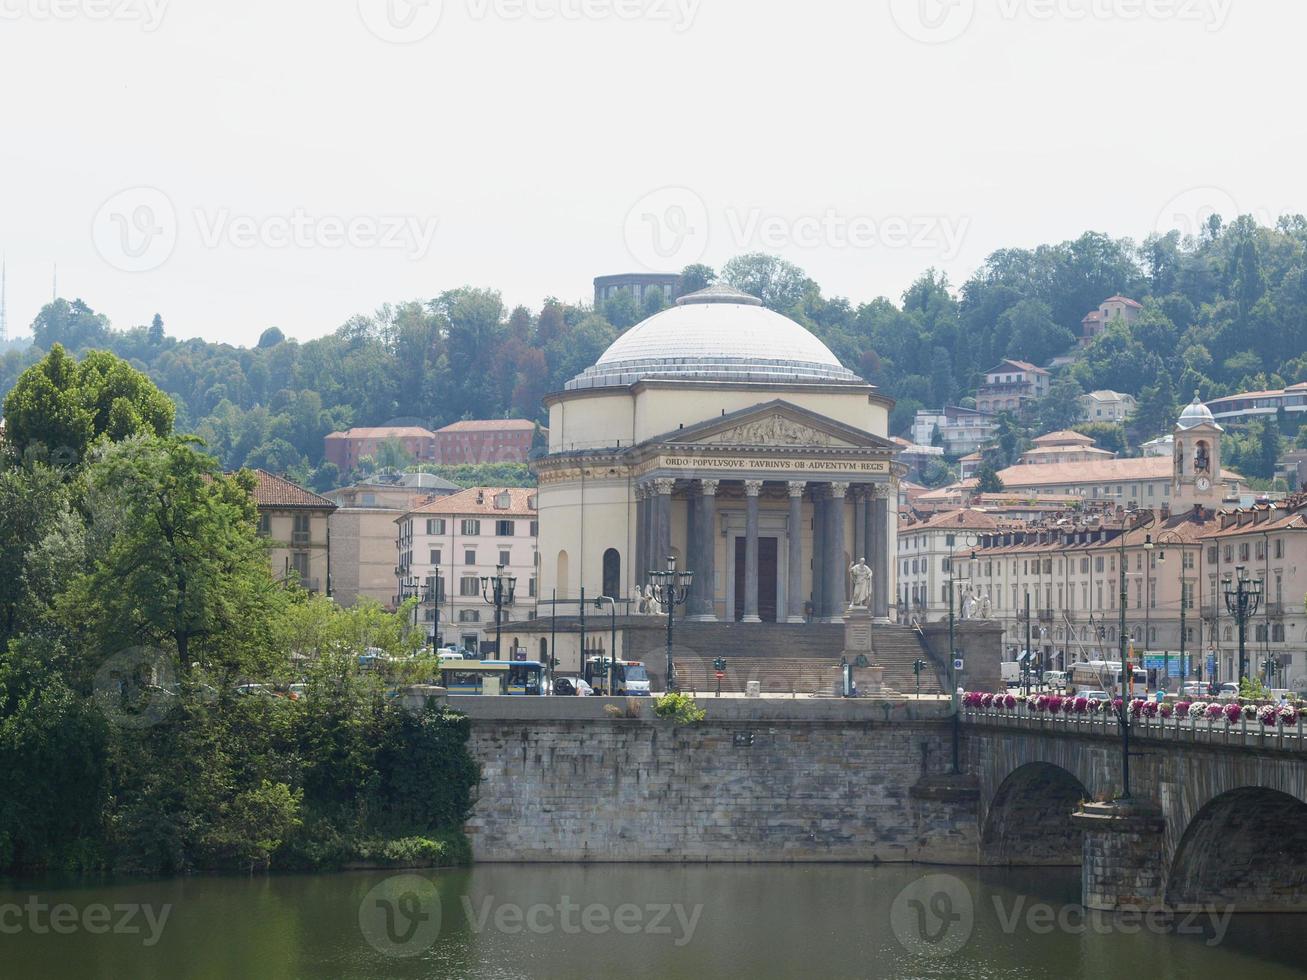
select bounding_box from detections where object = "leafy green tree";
[1077,421,1127,456]
[602,288,640,329]
[722,253,812,311]
[1130,371,1179,442]
[3,345,174,464]
[64,437,287,679]
[1036,376,1085,433]
[975,461,1005,493]
[679,263,715,295]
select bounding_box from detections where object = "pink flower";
[1176,701,1191,718]
[1129,699,1145,718]
[1159,703,1174,719]
[1073,697,1089,714]
[981,693,995,709]
[1278,706,1298,727]
[1003,694,1017,710]
[1205,703,1224,721]
[1259,705,1278,727]
[1142,701,1159,719]
[1223,703,1242,724]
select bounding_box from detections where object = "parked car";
[1218,682,1240,698]
[551,676,593,696]
[1082,690,1111,702]
[1181,682,1207,697]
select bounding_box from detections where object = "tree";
[1000,299,1075,366]
[1036,377,1085,433]
[1130,371,1179,442]
[602,289,640,330]
[257,326,286,349]
[679,264,715,295]
[64,437,287,679]
[975,461,1005,493]
[3,345,174,465]
[722,253,812,311]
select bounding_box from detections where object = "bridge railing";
[961,704,1307,753]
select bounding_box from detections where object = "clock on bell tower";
[1172,392,1223,512]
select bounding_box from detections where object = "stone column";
[871,484,891,624]
[653,478,674,570]
[690,480,720,621]
[786,482,806,623]
[1071,801,1166,912]
[827,482,849,622]
[742,480,763,623]
[634,483,648,592]
[811,487,827,619]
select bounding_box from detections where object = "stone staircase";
[622,620,945,695]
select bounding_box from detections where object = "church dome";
[1177,392,1219,430]
[565,283,860,390]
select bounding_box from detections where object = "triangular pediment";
[653,400,896,452]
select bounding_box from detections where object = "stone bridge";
[964,710,1307,912]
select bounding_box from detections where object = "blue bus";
[440,660,544,696]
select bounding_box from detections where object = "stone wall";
[464,702,978,863]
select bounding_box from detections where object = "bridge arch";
[1166,787,1307,912]
[981,762,1088,866]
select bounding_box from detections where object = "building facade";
[326,472,461,607]
[911,405,996,457]
[397,487,539,652]
[532,283,902,627]
[433,419,536,464]
[323,426,438,471]
[976,360,1050,415]
[1205,381,1307,427]
[1017,430,1117,466]
[250,470,336,594]
[1080,389,1138,423]
[594,273,682,309]
[1080,295,1142,346]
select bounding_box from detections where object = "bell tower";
[1172,392,1223,512]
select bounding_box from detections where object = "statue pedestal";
[843,607,896,696]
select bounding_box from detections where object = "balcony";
[292,530,312,546]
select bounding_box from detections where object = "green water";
[2,865,1305,979]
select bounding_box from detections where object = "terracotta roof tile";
[437,419,536,433]
[249,470,338,510]
[406,486,538,518]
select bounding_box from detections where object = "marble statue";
[849,558,873,609]
[979,590,993,621]
[960,585,977,620]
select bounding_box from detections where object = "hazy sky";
[1,0,1301,347]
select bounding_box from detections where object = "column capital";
[830,481,851,497]
[787,480,807,498]
[653,478,676,496]
[868,482,890,499]
[743,480,764,497]
[634,483,649,500]
[700,479,721,495]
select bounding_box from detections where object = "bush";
[653,692,705,725]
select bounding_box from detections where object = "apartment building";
[396,487,539,652]
[250,470,336,594]
[975,360,1050,415]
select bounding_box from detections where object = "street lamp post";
[648,555,693,694]
[480,564,517,661]
[1153,532,1187,691]
[1223,566,1263,687]
[595,595,618,696]
[946,544,978,776]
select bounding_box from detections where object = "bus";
[440,660,544,696]
[1068,660,1149,697]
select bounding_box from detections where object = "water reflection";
[2,865,1305,979]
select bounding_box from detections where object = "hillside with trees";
[4,214,1307,488]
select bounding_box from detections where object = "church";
[532,283,904,625]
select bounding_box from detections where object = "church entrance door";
[734,537,779,622]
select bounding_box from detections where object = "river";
[3,865,1305,979]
